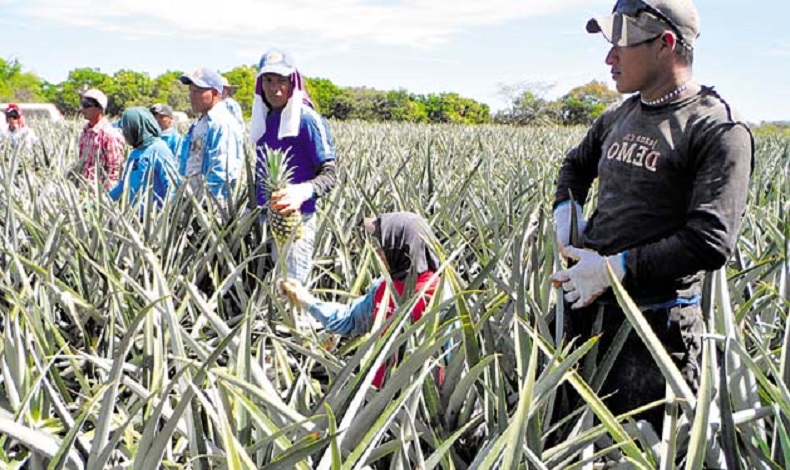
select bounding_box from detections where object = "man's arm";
[205,121,243,198]
[310,160,337,197]
[271,113,338,212]
[103,130,126,186]
[304,115,337,194]
[624,123,754,286]
[553,114,607,208]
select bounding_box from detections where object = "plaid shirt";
[78,117,126,189]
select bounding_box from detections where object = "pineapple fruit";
[263,146,304,245]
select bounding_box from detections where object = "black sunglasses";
[81,101,98,109]
[5,112,19,119]
[614,0,690,48]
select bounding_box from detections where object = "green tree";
[52,67,115,117]
[152,70,190,115]
[40,80,60,104]
[418,93,490,125]
[494,82,559,126]
[333,87,387,121]
[377,90,427,123]
[109,69,155,116]
[305,77,341,116]
[223,65,256,120]
[558,80,620,126]
[325,89,355,120]
[0,57,46,103]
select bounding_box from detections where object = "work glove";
[272,183,313,215]
[553,200,587,248]
[279,278,318,310]
[550,247,626,309]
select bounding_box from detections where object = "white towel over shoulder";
[249,89,305,146]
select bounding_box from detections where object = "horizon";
[1,0,788,123]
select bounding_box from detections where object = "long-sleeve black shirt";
[554,86,754,305]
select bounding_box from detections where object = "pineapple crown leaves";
[259,145,296,193]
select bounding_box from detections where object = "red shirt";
[371,271,441,388]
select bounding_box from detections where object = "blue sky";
[1,0,788,123]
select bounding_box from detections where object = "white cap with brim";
[587,12,668,47]
[82,89,108,111]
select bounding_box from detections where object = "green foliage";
[109,69,155,116]
[0,120,787,468]
[753,121,790,137]
[558,80,621,126]
[325,89,355,120]
[339,88,430,123]
[331,87,386,121]
[386,90,428,123]
[494,87,560,126]
[326,88,429,123]
[152,70,190,115]
[223,65,257,120]
[417,92,491,125]
[40,80,61,104]
[494,80,621,126]
[326,88,487,124]
[50,67,115,117]
[0,57,46,103]
[0,57,688,128]
[305,77,341,116]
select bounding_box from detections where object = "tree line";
[1,57,623,126]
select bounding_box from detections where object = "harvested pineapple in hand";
[263,147,310,245]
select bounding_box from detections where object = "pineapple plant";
[0,118,787,469]
[263,146,304,245]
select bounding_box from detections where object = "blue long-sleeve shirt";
[307,279,383,336]
[223,98,245,131]
[160,128,182,157]
[306,276,456,380]
[306,276,454,335]
[179,104,244,200]
[109,138,179,206]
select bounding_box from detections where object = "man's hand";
[553,200,587,249]
[272,183,313,215]
[279,278,317,310]
[550,247,625,309]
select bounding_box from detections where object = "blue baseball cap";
[179,68,224,93]
[258,49,296,76]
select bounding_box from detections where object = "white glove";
[279,279,318,310]
[553,200,587,248]
[272,183,313,215]
[550,247,626,309]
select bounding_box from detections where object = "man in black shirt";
[550,0,753,431]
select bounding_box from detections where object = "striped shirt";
[79,117,126,189]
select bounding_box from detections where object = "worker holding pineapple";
[250,49,337,283]
[550,0,753,432]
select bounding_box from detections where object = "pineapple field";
[0,119,788,469]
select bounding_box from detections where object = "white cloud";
[12,0,596,47]
[766,41,790,58]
